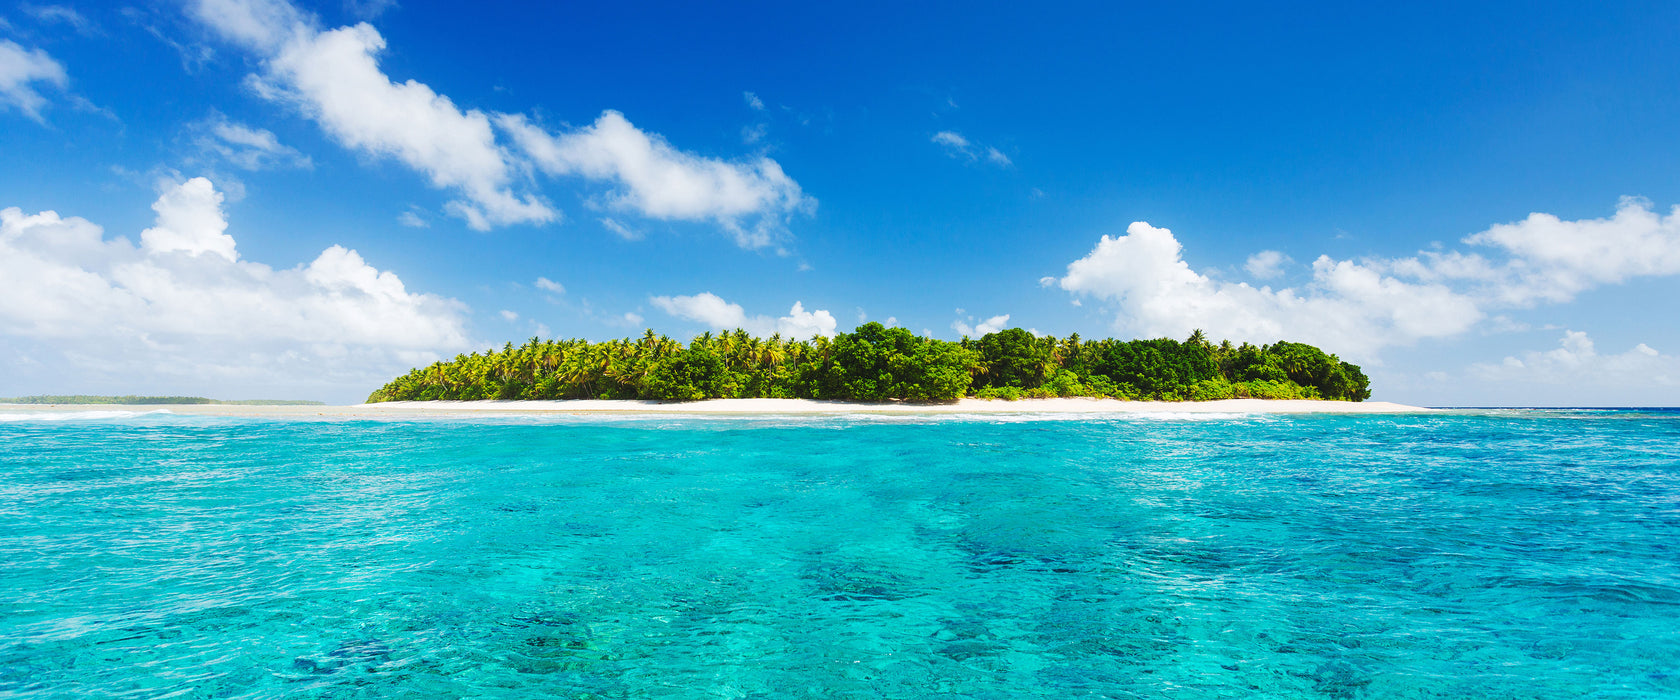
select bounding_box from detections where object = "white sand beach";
[0,398,1429,419]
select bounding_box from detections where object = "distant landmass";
[369,325,1372,404]
[0,395,325,406]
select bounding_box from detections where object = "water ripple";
[0,412,1676,697]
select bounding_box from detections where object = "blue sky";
[3,0,1679,405]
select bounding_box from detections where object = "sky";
[3,0,1679,405]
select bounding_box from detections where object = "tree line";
[367,324,1371,403]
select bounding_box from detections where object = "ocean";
[1,410,1676,698]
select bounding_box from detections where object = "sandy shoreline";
[0,397,1429,419]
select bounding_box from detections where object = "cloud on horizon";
[1470,330,1677,390]
[651,292,837,339]
[1047,199,1680,360]
[0,176,470,400]
[952,313,1010,337]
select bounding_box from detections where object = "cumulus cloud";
[776,302,839,339]
[953,313,1010,337]
[651,292,746,329]
[193,112,311,170]
[0,177,469,400]
[0,39,68,121]
[534,277,564,294]
[249,20,555,230]
[1401,197,1680,306]
[498,111,814,249]
[139,177,239,261]
[191,0,548,229]
[1051,221,1482,358]
[188,0,811,245]
[1470,331,1678,389]
[1245,250,1290,279]
[1050,200,1680,360]
[650,292,837,339]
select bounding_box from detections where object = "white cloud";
[190,0,813,245]
[652,292,747,329]
[932,131,970,150]
[1245,250,1290,279]
[743,91,764,111]
[599,217,643,241]
[194,112,311,170]
[0,39,68,121]
[191,0,305,52]
[0,177,469,401]
[953,313,1010,337]
[1051,202,1680,360]
[1445,197,1680,305]
[140,177,239,261]
[622,312,644,327]
[396,209,427,227]
[499,309,518,322]
[650,292,837,339]
[192,1,553,230]
[534,277,564,294]
[777,301,838,339]
[264,24,554,230]
[23,4,94,33]
[1051,222,1481,358]
[932,130,1011,167]
[1470,331,1678,390]
[498,111,814,249]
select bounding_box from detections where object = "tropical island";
[368,323,1371,404]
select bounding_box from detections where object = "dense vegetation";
[368,325,1371,403]
[0,396,325,405]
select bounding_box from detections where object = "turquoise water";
[1,410,1677,698]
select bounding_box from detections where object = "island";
[367,324,1372,404]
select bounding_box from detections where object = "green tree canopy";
[367,325,1372,404]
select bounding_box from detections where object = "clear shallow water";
[1,411,1677,699]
